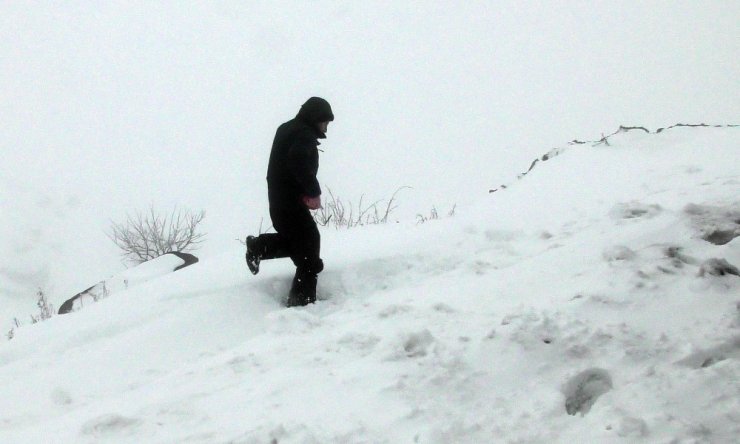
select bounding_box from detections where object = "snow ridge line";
[489,122,740,194]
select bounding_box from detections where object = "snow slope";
[1,126,738,443]
[0,180,125,325]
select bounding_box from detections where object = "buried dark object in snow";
[58,252,198,314]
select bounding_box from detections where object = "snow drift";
[1,126,738,443]
[57,252,199,315]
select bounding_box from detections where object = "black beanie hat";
[297,97,334,124]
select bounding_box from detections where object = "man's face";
[318,121,329,134]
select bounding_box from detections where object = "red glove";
[302,195,322,210]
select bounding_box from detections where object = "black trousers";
[255,205,323,301]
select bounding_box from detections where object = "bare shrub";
[417,204,457,224]
[7,289,54,340]
[7,318,20,341]
[30,289,54,324]
[108,206,206,264]
[417,206,439,224]
[314,186,410,229]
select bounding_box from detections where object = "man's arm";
[287,136,322,199]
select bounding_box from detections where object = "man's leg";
[246,208,296,274]
[246,233,291,274]
[286,209,323,306]
[250,233,291,259]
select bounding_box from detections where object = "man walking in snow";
[246,97,334,307]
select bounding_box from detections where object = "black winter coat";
[266,97,334,209]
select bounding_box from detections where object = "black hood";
[297,97,334,125]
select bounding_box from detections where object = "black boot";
[286,271,317,307]
[286,275,303,307]
[303,272,318,305]
[246,236,261,275]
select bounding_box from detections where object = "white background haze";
[1,1,738,316]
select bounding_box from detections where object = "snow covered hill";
[1,126,738,443]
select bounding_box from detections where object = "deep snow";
[1,126,738,443]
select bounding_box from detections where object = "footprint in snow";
[616,416,650,438]
[683,202,740,246]
[602,245,637,262]
[338,332,380,355]
[51,389,73,406]
[80,414,142,438]
[403,330,436,358]
[698,258,740,277]
[563,368,613,416]
[265,309,321,334]
[377,304,413,319]
[677,336,740,369]
[610,201,663,220]
[385,329,436,360]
